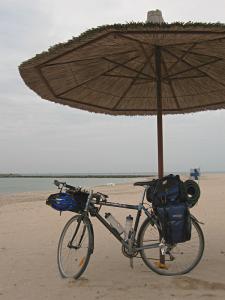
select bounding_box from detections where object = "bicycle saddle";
[133,180,155,187]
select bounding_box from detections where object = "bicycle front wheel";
[138,217,204,275]
[57,215,93,279]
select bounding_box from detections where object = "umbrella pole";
[155,45,165,266]
[155,45,164,179]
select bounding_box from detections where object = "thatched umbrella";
[19,10,225,179]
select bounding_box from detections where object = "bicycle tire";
[138,216,204,275]
[57,215,94,279]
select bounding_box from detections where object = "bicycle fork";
[68,216,86,250]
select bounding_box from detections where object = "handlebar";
[54,180,64,187]
[54,180,78,190]
[53,180,108,201]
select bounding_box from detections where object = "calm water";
[0,177,135,194]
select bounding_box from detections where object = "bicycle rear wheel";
[138,217,204,275]
[57,215,93,279]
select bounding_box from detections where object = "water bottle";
[105,213,125,235]
[124,215,133,240]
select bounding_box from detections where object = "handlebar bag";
[46,191,89,212]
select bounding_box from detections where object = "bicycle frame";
[84,188,160,252]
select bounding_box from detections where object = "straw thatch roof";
[19,22,225,115]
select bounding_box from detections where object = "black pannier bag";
[146,174,186,206]
[146,174,192,244]
[157,203,192,244]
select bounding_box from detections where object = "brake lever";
[54,179,60,187]
[58,182,65,192]
[98,193,107,203]
[98,192,108,198]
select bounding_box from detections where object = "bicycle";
[52,179,204,279]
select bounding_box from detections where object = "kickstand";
[129,257,134,269]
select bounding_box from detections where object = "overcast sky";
[1,0,225,174]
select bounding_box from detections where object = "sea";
[2,171,221,194]
[0,176,145,194]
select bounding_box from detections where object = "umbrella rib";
[77,85,120,98]
[163,48,225,88]
[114,100,225,112]
[37,31,114,66]
[165,43,196,74]
[35,66,57,98]
[138,45,156,77]
[58,96,114,111]
[161,52,180,109]
[124,88,225,98]
[117,33,157,76]
[68,64,79,85]
[177,49,222,61]
[165,34,225,48]
[165,58,221,79]
[102,57,153,79]
[177,100,225,110]
[103,74,150,80]
[53,55,140,97]
[162,48,221,80]
[56,95,225,113]
[116,33,150,46]
[103,49,155,82]
[182,62,225,89]
[169,74,207,80]
[133,79,154,85]
[112,61,148,109]
[42,49,137,67]
[115,31,225,52]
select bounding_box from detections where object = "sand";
[0,174,225,300]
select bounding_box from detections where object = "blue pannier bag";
[46,191,89,212]
[157,202,191,244]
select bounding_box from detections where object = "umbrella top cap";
[147,10,164,24]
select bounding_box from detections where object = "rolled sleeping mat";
[183,180,200,208]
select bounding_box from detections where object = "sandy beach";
[0,174,225,300]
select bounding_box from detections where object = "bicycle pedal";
[154,261,169,270]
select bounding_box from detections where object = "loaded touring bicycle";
[46,174,204,279]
